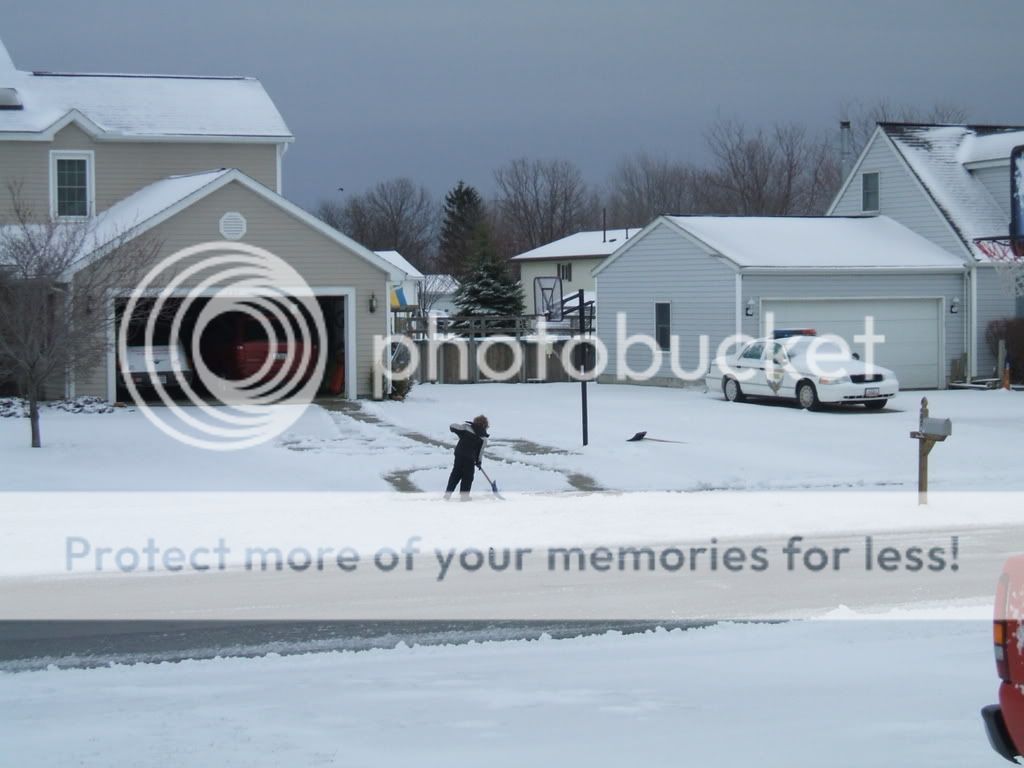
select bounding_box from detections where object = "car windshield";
[783,336,852,360]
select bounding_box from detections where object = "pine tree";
[454,225,524,316]
[438,181,486,277]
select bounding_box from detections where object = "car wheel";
[796,381,819,411]
[723,377,744,403]
[863,399,887,411]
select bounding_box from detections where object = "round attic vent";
[219,212,247,240]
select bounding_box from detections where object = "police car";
[706,330,899,410]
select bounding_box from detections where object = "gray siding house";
[829,123,1024,378]
[594,216,965,390]
[0,36,400,400]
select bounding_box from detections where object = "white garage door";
[761,298,942,389]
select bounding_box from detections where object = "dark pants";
[446,458,476,494]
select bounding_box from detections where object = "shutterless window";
[862,172,879,211]
[655,302,670,350]
[55,156,89,217]
[558,262,572,281]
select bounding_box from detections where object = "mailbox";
[920,417,952,439]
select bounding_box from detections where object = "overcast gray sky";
[4,0,1019,210]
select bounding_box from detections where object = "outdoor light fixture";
[369,292,378,313]
[745,299,755,317]
[950,297,960,314]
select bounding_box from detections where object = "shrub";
[986,318,1024,382]
[390,377,414,401]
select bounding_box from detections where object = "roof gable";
[70,169,399,280]
[877,123,1015,260]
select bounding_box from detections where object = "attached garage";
[594,215,968,390]
[68,169,403,402]
[759,298,943,389]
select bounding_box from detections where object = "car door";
[764,341,792,399]
[734,341,767,396]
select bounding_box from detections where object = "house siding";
[0,124,279,222]
[518,257,604,314]
[595,222,736,386]
[741,272,966,383]
[972,165,1011,218]
[830,133,966,258]
[74,180,389,399]
[975,265,1019,378]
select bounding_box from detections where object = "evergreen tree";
[438,181,486,277]
[454,225,524,316]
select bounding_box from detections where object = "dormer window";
[50,151,95,218]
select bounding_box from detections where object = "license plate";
[274,352,287,361]
[865,387,880,397]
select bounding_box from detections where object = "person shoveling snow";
[445,415,490,500]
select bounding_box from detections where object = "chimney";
[840,120,853,179]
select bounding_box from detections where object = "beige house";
[0,37,401,399]
[512,228,638,315]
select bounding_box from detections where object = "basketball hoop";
[533,276,564,321]
[974,236,1024,298]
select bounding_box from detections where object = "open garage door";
[760,298,943,389]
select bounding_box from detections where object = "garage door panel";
[762,299,941,389]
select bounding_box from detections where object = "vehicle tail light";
[996,572,1012,681]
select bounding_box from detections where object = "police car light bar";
[773,329,817,339]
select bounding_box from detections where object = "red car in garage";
[202,312,319,388]
[982,555,1024,762]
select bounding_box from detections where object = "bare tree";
[316,178,437,270]
[606,153,703,225]
[0,186,161,447]
[418,273,458,314]
[493,158,599,254]
[698,119,841,216]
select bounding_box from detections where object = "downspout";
[969,262,978,379]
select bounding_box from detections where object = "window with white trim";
[50,151,94,218]
[861,172,879,212]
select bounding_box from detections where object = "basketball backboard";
[534,276,564,321]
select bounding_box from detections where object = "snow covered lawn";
[0,610,1002,767]
[2,384,1023,493]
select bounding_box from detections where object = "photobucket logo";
[375,311,884,385]
[117,241,327,451]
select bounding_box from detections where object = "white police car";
[706,330,899,410]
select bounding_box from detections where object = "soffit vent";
[219,211,247,240]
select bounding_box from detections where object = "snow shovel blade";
[627,431,648,442]
[479,468,505,499]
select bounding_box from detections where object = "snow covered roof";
[56,168,402,281]
[660,215,965,270]
[87,169,233,253]
[880,123,1019,261]
[511,228,641,261]
[0,41,291,141]
[374,250,424,281]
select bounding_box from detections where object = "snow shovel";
[627,431,687,444]
[479,466,505,499]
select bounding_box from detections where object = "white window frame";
[49,150,95,219]
[861,171,879,212]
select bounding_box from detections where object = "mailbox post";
[909,397,952,505]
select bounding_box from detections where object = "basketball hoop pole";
[578,288,589,447]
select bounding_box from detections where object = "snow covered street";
[0,609,1002,767]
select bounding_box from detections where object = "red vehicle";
[201,312,319,388]
[982,555,1024,762]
